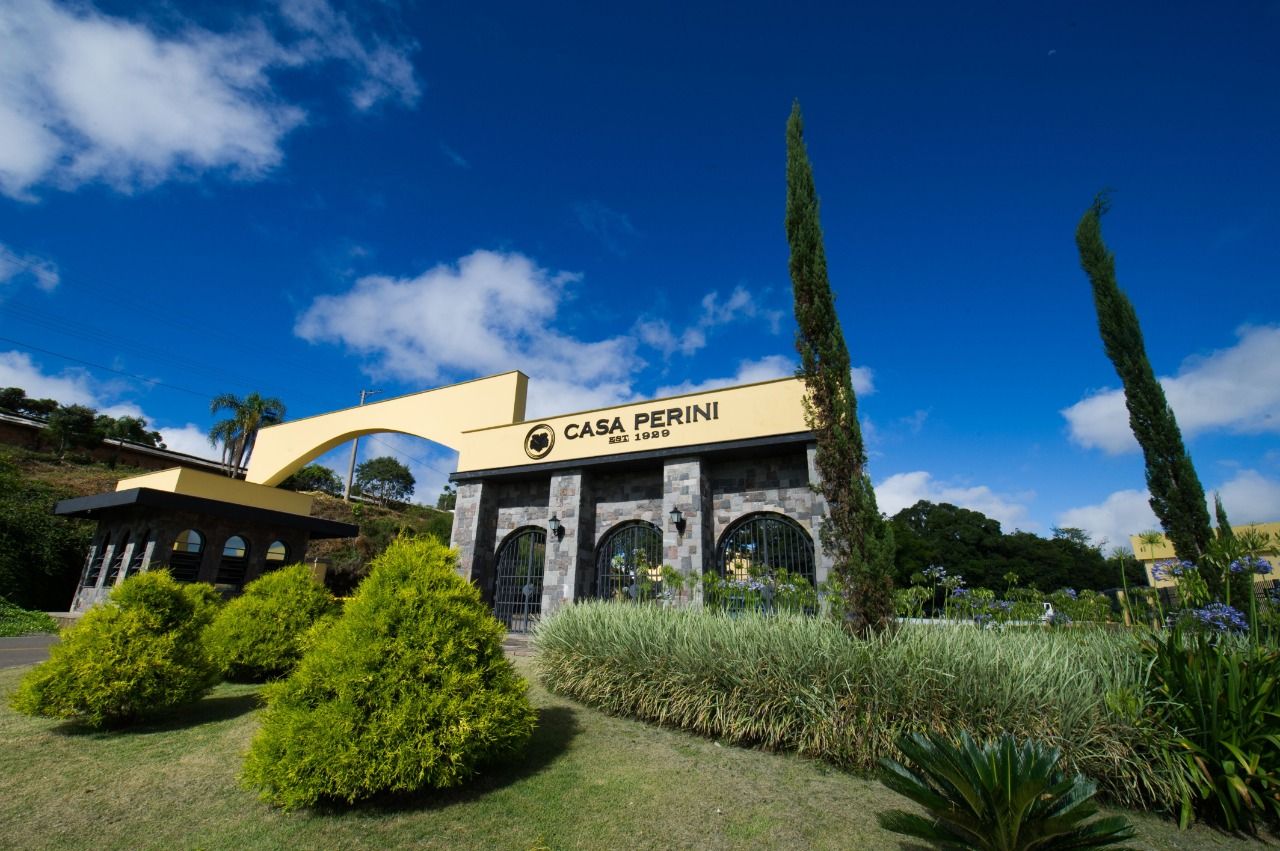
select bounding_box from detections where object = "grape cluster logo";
[524,424,555,460]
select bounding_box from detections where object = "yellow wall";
[116,467,314,515]
[453,377,810,472]
[1130,523,1280,587]
[244,371,529,486]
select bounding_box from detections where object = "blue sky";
[1,0,1277,549]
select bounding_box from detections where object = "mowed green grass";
[0,660,1264,851]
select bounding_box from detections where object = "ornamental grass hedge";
[534,602,1179,810]
[241,536,537,809]
[203,564,339,682]
[10,571,221,727]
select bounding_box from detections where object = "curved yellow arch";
[244,372,528,487]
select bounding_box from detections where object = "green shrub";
[878,730,1135,849]
[241,536,537,809]
[10,571,222,727]
[204,565,339,681]
[1142,627,1280,831]
[535,602,1177,809]
[0,597,60,637]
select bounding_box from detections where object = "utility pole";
[343,389,381,501]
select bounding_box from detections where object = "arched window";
[103,531,130,587]
[493,527,546,633]
[170,529,205,583]
[264,540,290,571]
[217,535,250,590]
[595,521,663,601]
[716,512,815,587]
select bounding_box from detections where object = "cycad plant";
[878,731,1136,850]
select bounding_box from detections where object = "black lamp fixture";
[669,506,685,533]
[548,515,563,540]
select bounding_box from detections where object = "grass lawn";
[0,659,1266,851]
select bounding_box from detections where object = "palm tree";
[208,392,287,475]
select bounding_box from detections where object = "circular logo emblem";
[523,423,555,460]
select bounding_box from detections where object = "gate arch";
[493,526,546,633]
[715,512,815,587]
[595,521,663,600]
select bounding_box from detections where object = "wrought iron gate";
[596,521,663,600]
[716,513,814,586]
[493,527,546,632]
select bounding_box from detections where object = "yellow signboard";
[454,377,810,472]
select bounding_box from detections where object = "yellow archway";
[244,371,528,487]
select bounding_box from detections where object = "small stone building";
[56,471,356,612]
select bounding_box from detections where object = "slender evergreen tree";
[1075,195,1213,575]
[785,102,895,635]
[1213,492,1234,540]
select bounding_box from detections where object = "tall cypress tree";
[1075,195,1213,576]
[785,102,895,635]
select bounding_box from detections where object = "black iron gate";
[596,521,663,600]
[716,513,815,586]
[493,527,546,633]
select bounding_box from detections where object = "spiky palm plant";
[208,391,286,475]
[878,730,1136,850]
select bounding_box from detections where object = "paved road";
[0,634,58,668]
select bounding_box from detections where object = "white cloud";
[1055,470,1280,553]
[850,365,875,396]
[637,285,784,358]
[297,249,642,416]
[1062,325,1280,454]
[1216,470,1280,526]
[0,242,59,291]
[1055,490,1157,553]
[654,355,795,397]
[0,0,418,199]
[875,470,1034,531]
[0,350,218,459]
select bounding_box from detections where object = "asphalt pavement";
[0,633,58,668]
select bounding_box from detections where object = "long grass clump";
[534,602,1178,809]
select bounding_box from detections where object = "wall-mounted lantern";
[669,506,686,533]
[548,515,563,540]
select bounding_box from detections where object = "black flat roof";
[54,488,359,539]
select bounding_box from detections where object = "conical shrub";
[204,564,339,681]
[242,536,537,809]
[11,571,221,727]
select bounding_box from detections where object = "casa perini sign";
[456,377,808,472]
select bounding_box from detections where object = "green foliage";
[1076,196,1212,574]
[281,463,343,495]
[208,391,286,473]
[241,537,537,809]
[354,455,415,505]
[203,565,339,682]
[878,730,1136,849]
[437,483,457,510]
[702,568,816,614]
[535,603,1177,808]
[10,571,221,727]
[0,457,93,610]
[45,404,101,456]
[0,597,59,637]
[1142,628,1280,832]
[785,101,894,635]
[891,501,1121,592]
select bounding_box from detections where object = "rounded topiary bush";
[10,571,221,727]
[241,536,537,809]
[204,564,339,682]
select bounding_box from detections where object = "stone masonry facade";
[451,440,830,628]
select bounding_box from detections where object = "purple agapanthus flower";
[1229,556,1273,576]
[951,587,970,598]
[1061,588,1078,600]
[1191,602,1249,633]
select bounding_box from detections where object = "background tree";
[45,404,102,456]
[282,464,343,496]
[1213,492,1233,540]
[1075,196,1213,581]
[208,391,286,475]
[0,387,24,413]
[437,483,457,510]
[354,456,415,505]
[785,102,895,635]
